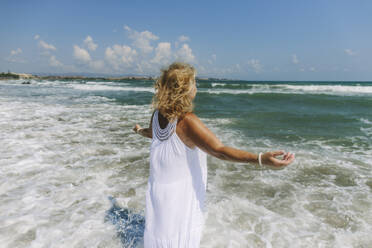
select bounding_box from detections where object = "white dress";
[144,110,208,248]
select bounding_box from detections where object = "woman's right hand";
[261,151,295,169]
[133,124,142,133]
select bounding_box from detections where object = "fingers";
[272,150,285,157]
[281,153,295,165]
[271,152,295,167]
[283,152,294,161]
[272,151,295,160]
[261,150,296,168]
[133,124,141,132]
[283,152,289,160]
[285,153,295,161]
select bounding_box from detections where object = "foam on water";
[71,84,154,93]
[198,106,372,246]
[360,118,372,125]
[5,79,372,96]
[201,84,372,96]
[211,82,242,87]
[0,93,153,247]
[0,79,371,247]
[200,126,372,247]
[284,84,372,94]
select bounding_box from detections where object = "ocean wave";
[360,118,372,137]
[1,93,372,247]
[85,81,129,86]
[361,127,372,137]
[70,84,154,93]
[200,84,372,96]
[210,82,247,88]
[284,84,372,94]
[3,79,372,96]
[360,118,372,125]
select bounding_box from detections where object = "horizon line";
[1,71,371,83]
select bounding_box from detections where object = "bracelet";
[258,152,263,167]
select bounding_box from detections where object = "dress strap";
[153,110,177,141]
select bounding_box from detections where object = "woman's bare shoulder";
[178,112,224,154]
[180,112,202,127]
[179,112,211,136]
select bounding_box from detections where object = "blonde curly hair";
[151,62,196,122]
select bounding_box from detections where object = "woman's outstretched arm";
[133,111,155,139]
[183,113,295,168]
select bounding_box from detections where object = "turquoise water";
[0,79,371,247]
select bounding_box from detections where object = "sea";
[0,78,371,248]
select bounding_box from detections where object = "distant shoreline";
[1,72,371,83]
[0,72,156,81]
[0,72,219,82]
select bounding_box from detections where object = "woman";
[133,62,295,247]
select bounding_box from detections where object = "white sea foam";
[3,79,372,96]
[284,84,372,94]
[71,84,154,93]
[211,83,227,87]
[359,118,372,137]
[0,97,152,247]
[1,80,372,247]
[211,82,242,87]
[202,84,372,96]
[360,118,372,125]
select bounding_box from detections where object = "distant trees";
[0,72,20,79]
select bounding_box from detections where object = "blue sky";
[1,0,372,81]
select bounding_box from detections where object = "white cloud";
[309,67,316,71]
[175,35,190,48]
[72,44,105,71]
[217,64,241,75]
[105,44,137,70]
[178,35,190,43]
[73,45,91,63]
[89,60,105,70]
[124,25,130,31]
[175,44,195,63]
[49,55,63,67]
[89,27,199,74]
[300,68,305,72]
[10,48,22,56]
[124,25,159,53]
[34,38,64,67]
[247,59,262,73]
[134,61,156,74]
[152,42,172,65]
[7,48,26,63]
[208,54,217,64]
[344,49,356,56]
[292,54,299,64]
[84,36,98,51]
[39,40,56,51]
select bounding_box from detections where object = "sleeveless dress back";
[144,110,208,247]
